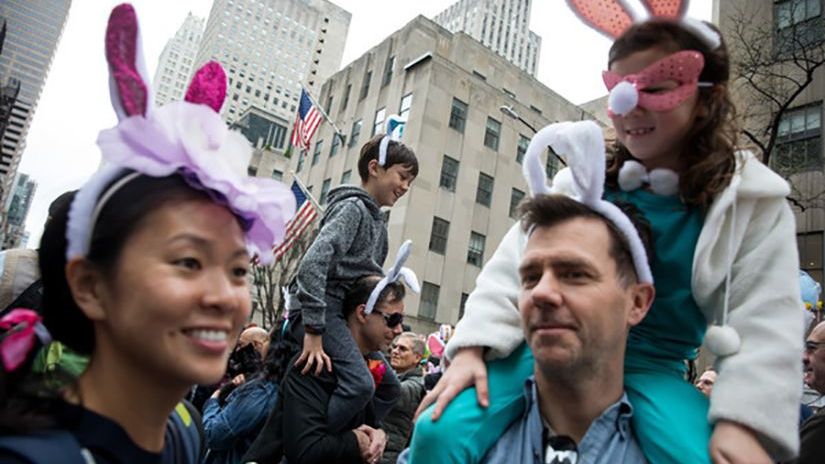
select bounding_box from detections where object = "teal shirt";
[605,188,706,368]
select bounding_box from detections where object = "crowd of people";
[0,0,824,463]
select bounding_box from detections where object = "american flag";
[290,89,323,150]
[273,180,319,261]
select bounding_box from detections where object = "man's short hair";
[518,194,654,287]
[342,275,406,319]
[397,332,425,357]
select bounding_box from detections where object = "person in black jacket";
[243,275,407,464]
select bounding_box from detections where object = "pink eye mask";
[602,50,707,116]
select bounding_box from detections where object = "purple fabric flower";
[97,102,295,263]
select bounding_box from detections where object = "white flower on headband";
[522,120,654,284]
[379,114,406,166]
[365,240,420,314]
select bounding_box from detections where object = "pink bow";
[0,309,45,372]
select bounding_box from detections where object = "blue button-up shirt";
[482,377,646,464]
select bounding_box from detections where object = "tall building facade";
[2,172,36,249]
[434,0,541,76]
[0,0,71,227]
[715,0,825,287]
[194,0,351,144]
[294,16,592,333]
[152,13,205,107]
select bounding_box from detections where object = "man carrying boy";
[288,134,418,431]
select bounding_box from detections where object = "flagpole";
[302,87,345,143]
[290,169,323,212]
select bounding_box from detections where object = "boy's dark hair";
[342,275,406,319]
[518,194,654,287]
[357,135,419,182]
[606,20,737,210]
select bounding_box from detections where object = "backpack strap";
[166,400,204,463]
[0,429,92,464]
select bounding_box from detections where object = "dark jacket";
[294,185,388,332]
[202,378,278,464]
[381,367,425,464]
[791,407,825,464]
[241,359,377,464]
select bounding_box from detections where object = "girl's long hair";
[605,20,738,210]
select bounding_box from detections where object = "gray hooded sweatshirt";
[294,185,388,331]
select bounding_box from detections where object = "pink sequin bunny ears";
[566,0,720,49]
[522,121,654,284]
[66,4,295,264]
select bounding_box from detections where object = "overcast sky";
[17,0,711,247]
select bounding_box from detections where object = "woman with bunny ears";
[408,1,803,463]
[0,4,293,463]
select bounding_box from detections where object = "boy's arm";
[446,222,527,361]
[295,201,363,332]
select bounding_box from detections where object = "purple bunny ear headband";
[365,240,420,314]
[522,120,653,284]
[66,4,295,264]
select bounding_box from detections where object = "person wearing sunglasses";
[243,275,407,464]
[796,321,825,464]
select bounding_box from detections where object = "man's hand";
[414,346,488,421]
[353,428,372,462]
[297,332,332,375]
[710,420,771,464]
[355,425,386,463]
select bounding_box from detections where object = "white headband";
[365,240,420,314]
[379,114,406,166]
[522,120,654,284]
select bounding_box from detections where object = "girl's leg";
[625,367,713,464]
[407,342,534,464]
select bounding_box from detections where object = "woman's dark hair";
[605,20,737,210]
[357,135,419,182]
[39,173,217,355]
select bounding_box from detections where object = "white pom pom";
[608,81,638,116]
[705,325,740,357]
[649,169,679,196]
[618,160,646,192]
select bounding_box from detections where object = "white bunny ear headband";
[566,0,720,49]
[365,240,421,314]
[522,120,653,284]
[378,114,407,166]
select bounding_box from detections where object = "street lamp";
[499,105,566,167]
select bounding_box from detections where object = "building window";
[248,165,258,176]
[467,232,486,267]
[382,55,395,87]
[476,172,494,207]
[399,93,413,119]
[429,217,450,254]
[546,146,563,179]
[484,117,501,150]
[459,292,469,320]
[349,119,362,147]
[330,133,341,157]
[517,134,529,164]
[320,178,331,205]
[373,107,386,136]
[799,231,824,286]
[775,0,823,53]
[510,188,525,219]
[382,210,391,223]
[296,152,305,172]
[341,83,351,112]
[325,95,333,115]
[312,140,323,166]
[439,155,459,191]
[449,98,468,132]
[419,282,440,320]
[341,169,352,185]
[272,169,284,181]
[360,70,372,100]
[773,103,821,173]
